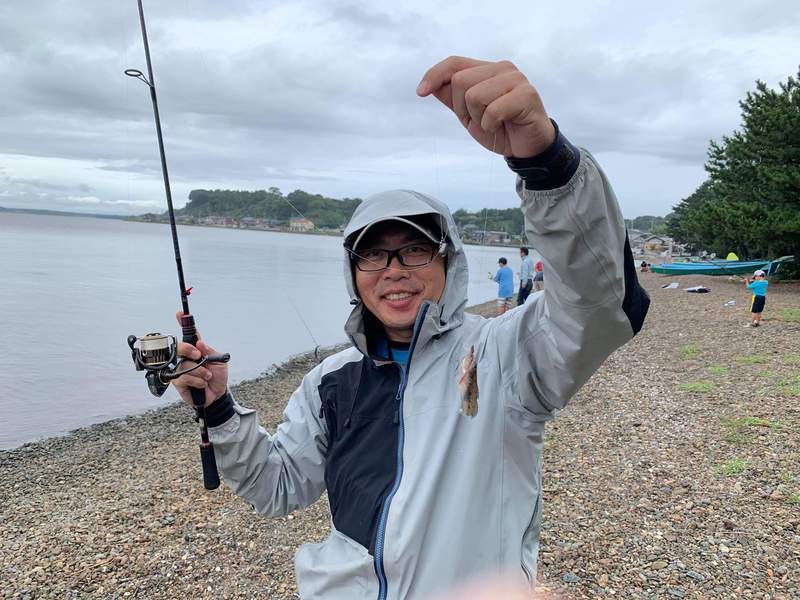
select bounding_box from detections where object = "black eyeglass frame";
[349,241,440,272]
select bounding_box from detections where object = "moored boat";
[651,256,794,276]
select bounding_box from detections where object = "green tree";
[669,67,800,264]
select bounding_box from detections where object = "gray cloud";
[1,0,798,217]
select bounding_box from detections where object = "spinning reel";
[127,333,230,398]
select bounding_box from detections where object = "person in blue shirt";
[744,269,769,327]
[517,246,535,305]
[492,257,515,315]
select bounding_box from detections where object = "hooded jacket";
[206,130,649,599]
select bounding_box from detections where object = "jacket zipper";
[373,303,429,600]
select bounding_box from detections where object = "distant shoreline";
[3,208,528,248]
[0,205,124,219]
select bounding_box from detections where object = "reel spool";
[128,333,177,397]
[127,332,230,398]
[128,333,176,371]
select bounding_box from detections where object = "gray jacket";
[208,141,649,599]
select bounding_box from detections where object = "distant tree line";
[624,215,669,234]
[177,187,362,229]
[164,188,535,237]
[667,67,800,272]
[452,207,525,237]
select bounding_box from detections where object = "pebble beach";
[2,272,799,599]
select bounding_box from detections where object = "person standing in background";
[533,259,544,292]
[517,246,534,305]
[492,257,514,315]
[744,269,768,327]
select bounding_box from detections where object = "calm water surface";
[0,213,533,449]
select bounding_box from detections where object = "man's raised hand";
[417,56,556,159]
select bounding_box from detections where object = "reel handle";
[180,313,221,490]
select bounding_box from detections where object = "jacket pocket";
[295,527,375,599]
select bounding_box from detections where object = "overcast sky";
[1,0,798,218]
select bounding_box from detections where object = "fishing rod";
[124,0,228,490]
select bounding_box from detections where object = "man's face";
[354,223,446,343]
[519,250,524,258]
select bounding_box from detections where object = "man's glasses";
[350,242,439,272]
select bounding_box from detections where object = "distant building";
[483,230,511,245]
[627,229,648,245]
[641,234,670,254]
[289,217,315,232]
[200,215,226,226]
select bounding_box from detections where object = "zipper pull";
[318,404,325,419]
[393,409,399,425]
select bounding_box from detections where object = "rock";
[562,573,581,584]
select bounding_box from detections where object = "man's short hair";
[498,257,507,265]
[519,246,529,255]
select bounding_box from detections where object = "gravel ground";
[1,272,798,599]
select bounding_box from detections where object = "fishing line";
[285,294,322,362]
[282,195,315,227]
[479,132,499,284]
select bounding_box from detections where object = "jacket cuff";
[204,390,235,427]
[505,120,580,191]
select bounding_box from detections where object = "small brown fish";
[458,345,478,417]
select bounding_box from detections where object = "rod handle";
[180,313,221,490]
[200,443,221,490]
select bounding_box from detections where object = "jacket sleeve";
[206,365,328,516]
[498,124,650,420]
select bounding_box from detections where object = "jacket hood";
[342,189,468,356]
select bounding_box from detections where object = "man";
[517,246,534,305]
[492,256,515,314]
[172,56,650,599]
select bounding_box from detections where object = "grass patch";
[715,458,748,477]
[723,416,774,429]
[784,384,800,397]
[776,308,800,322]
[755,370,774,378]
[783,353,800,366]
[707,365,730,375]
[777,375,800,397]
[722,416,786,433]
[735,354,769,365]
[779,472,798,484]
[721,416,788,443]
[679,344,701,359]
[679,381,716,393]
[787,495,800,506]
[723,432,750,445]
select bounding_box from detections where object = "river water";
[0,213,534,449]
